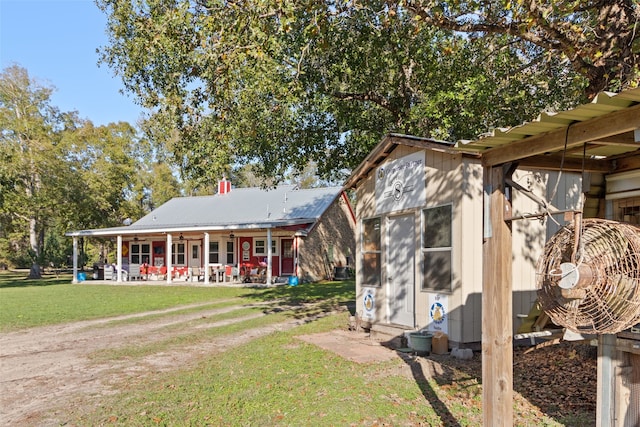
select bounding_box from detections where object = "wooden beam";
[482,166,514,426]
[517,154,613,173]
[482,103,640,167]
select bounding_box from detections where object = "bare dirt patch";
[1,302,596,426]
[0,301,318,426]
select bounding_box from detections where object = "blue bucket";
[77,272,86,282]
[288,276,299,286]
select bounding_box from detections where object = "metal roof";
[68,185,343,237]
[455,88,640,169]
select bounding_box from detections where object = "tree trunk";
[27,262,42,279]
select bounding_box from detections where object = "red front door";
[280,239,294,275]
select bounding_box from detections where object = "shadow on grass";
[236,280,357,332]
[0,271,72,288]
[403,355,463,427]
[246,279,354,303]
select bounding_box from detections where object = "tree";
[0,65,70,277]
[97,0,611,183]
[402,0,640,98]
[0,64,166,273]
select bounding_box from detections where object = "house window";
[172,243,185,265]
[130,243,150,265]
[362,217,381,287]
[226,241,234,264]
[422,205,452,292]
[254,239,277,255]
[282,240,293,258]
[209,241,220,264]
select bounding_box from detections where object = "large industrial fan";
[536,216,640,334]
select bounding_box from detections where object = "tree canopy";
[0,65,171,270]
[97,0,639,184]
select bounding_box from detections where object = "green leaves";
[97,0,615,185]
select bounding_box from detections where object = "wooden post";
[596,334,616,427]
[483,166,514,426]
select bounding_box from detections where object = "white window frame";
[421,204,453,292]
[253,239,277,256]
[130,242,151,265]
[209,240,220,264]
[361,217,381,287]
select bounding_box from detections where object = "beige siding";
[458,158,484,343]
[353,138,581,345]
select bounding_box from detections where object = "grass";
[1,272,593,426]
[0,270,354,332]
[75,313,569,427]
[78,314,450,426]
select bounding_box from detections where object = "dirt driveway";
[1,298,596,426]
[1,300,366,426]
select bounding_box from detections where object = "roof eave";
[65,218,318,238]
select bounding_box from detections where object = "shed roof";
[67,185,344,237]
[343,133,475,189]
[455,88,640,170]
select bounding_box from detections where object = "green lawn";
[0,271,353,332]
[1,271,593,426]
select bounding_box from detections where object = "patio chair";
[190,266,204,282]
[250,267,267,283]
[225,265,240,282]
[129,264,141,281]
[103,265,114,280]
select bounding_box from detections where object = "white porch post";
[72,236,78,284]
[116,235,123,282]
[204,232,210,284]
[167,234,173,284]
[266,228,272,284]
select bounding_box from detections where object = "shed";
[66,181,356,285]
[344,134,581,347]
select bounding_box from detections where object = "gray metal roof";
[68,185,344,237]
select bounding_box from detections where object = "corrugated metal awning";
[455,88,640,171]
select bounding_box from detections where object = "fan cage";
[536,218,640,335]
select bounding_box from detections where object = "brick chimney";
[218,177,231,194]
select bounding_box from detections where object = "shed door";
[388,214,415,327]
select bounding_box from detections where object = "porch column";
[167,234,173,284]
[294,235,300,279]
[204,232,210,284]
[482,165,513,426]
[266,228,272,284]
[72,236,78,284]
[116,235,123,282]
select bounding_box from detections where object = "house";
[343,134,582,347]
[66,180,356,285]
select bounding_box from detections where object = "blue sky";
[0,0,143,126]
